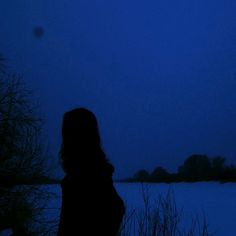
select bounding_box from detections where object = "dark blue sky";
[1,0,236,178]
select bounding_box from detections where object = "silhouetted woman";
[57,108,125,236]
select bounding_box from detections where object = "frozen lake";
[42,182,236,236]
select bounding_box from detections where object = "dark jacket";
[57,162,125,236]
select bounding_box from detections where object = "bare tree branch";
[0,55,54,235]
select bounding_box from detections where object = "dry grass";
[119,184,211,236]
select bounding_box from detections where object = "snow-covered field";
[43,182,236,236]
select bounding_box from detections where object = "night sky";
[1,0,236,178]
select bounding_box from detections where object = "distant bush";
[127,154,236,183]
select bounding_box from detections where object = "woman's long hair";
[60,108,111,174]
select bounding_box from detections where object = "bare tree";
[0,55,54,235]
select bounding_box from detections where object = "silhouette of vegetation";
[150,167,172,183]
[134,169,150,182]
[178,155,212,182]
[119,185,211,236]
[123,154,236,183]
[0,54,53,235]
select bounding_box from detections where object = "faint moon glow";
[33,26,45,38]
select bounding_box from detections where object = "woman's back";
[58,162,125,235]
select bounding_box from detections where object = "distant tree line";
[123,154,236,183]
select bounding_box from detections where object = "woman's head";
[60,108,106,173]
